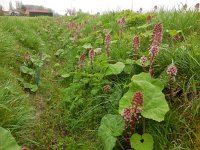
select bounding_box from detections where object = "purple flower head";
[132,91,144,106]
[104,34,111,45]
[132,36,140,53]
[89,49,95,60]
[103,85,111,94]
[140,55,147,66]
[79,54,85,69]
[151,23,163,47]
[118,17,125,27]
[166,64,177,76]
[146,15,152,24]
[149,46,159,58]
[121,107,132,122]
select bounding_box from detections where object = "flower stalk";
[166,64,177,101]
[132,36,140,60]
[104,34,111,57]
[149,23,163,77]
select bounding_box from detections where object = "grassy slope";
[0,10,199,149]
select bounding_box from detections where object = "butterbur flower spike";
[149,46,159,58]
[121,107,132,122]
[132,91,144,106]
[104,34,111,57]
[103,85,111,94]
[89,49,95,61]
[79,54,85,69]
[140,55,147,66]
[151,23,163,47]
[118,17,125,37]
[149,23,163,77]
[166,64,177,101]
[166,64,177,76]
[132,36,140,60]
[104,34,111,45]
[146,15,152,24]
[133,36,140,53]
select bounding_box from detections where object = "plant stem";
[142,117,145,134]
[117,138,125,150]
[169,76,173,102]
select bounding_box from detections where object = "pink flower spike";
[151,23,163,47]
[104,34,111,57]
[79,54,85,69]
[89,49,95,61]
[166,64,177,76]
[104,34,111,45]
[133,36,140,53]
[132,91,144,106]
[121,107,132,122]
[146,15,152,24]
[149,46,159,57]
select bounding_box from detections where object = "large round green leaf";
[0,127,21,150]
[98,114,124,150]
[20,66,35,76]
[105,62,125,76]
[119,72,169,122]
[130,133,154,150]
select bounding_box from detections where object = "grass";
[0,9,199,149]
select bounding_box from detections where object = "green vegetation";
[0,9,199,150]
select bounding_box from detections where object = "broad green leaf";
[95,39,103,45]
[82,43,92,50]
[141,30,152,38]
[119,73,169,122]
[137,24,150,29]
[98,114,124,150]
[41,53,51,61]
[20,66,35,76]
[111,40,117,44]
[105,62,125,76]
[61,73,70,78]
[130,133,153,150]
[54,49,64,56]
[135,59,150,67]
[23,83,38,92]
[166,29,182,37]
[0,127,21,150]
[31,57,43,67]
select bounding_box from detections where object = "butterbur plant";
[146,15,152,24]
[103,84,111,94]
[166,64,177,101]
[118,17,125,37]
[89,49,95,65]
[122,91,144,143]
[140,55,147,67]
[132,36,140,60]
[98,72,169,150]
[78,54,85,69]
[149,23,163,77]
[104,34,111,57]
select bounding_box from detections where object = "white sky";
[0,0,199,14]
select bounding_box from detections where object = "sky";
[0,0,199,14]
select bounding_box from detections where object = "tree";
[0,5,3,16]
[9,1,13,11]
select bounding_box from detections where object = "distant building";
[2,11,9,16]
[1,10,19,16]
[25,10,53,17]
